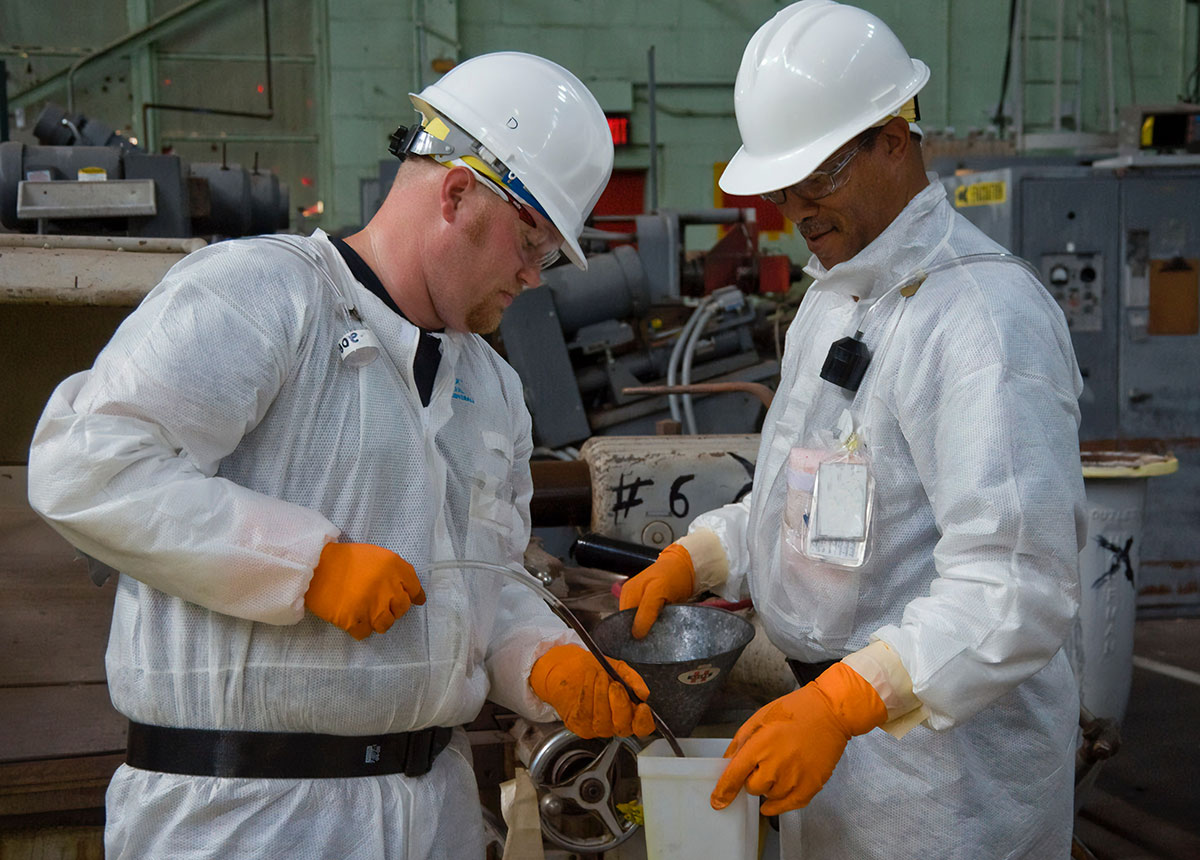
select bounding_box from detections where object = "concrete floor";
[1073,618,1200,860]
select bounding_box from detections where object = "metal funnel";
[591,604,755,738]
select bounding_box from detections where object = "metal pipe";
[1075,5,1085,132]
[622,382,775,409]
[67,0,237,113]
[0,46,90,57]
[9,0,238,109]
[416,0,429,92]
[571,533,659,577]
[1122,0,1137,104]
[1104,0,1117,132]
[138,0,275,145]
[575,327,746,395]
[666,304,705,423]
[157,133,318,144]
[1053,0,1065,132]
[680,303,719,434]
[1016,0,1027,150]
[675,208,755,225]
[647,46,658,212]
[432,560,684,757]
[411,0,423,92]
[0,60,7,142]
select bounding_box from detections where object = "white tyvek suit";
[28,229,577,859]
[693,180,1087,858]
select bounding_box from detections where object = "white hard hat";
[410,52,613,269]
[719,0,929,196]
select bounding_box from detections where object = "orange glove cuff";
[652,542,696,598]
[813,662,889,737]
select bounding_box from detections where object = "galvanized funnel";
[591,604,755,738]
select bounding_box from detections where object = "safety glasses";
[471,172,563,270]
[761,128,879,204]
[392,121,563,269]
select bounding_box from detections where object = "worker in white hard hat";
[620,2,1087,857]
[28,51,654,859]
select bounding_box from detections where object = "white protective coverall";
[692,179,1087,858]
[28,229,577,859]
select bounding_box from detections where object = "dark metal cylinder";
[542,244,648,335]
[529,459,592,526]
[571,533,660,576]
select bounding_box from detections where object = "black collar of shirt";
[331,236,443,407]
[330,236,442,332]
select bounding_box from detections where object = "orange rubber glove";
[529,644,657,739]
[305,542,426,640]
[618,543,696,639]
[711,661,888,816]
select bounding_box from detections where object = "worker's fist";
[305,542,426,640]
[529,644,656,739]
[710,662,887,816]
[618,543,695,639]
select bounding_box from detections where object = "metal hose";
[427,560,685,757]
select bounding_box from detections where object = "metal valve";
[513,720,643,853]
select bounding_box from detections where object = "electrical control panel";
[1042,252,1104,331]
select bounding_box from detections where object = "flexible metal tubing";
[427,560,685,757]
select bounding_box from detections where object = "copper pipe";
[622,382,775,409]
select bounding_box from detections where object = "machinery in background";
[0,104,289,239]
[575,434,759,551]
[939,103,1200,615]
[499,208,798,447]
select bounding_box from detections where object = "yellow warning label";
[953,181,1007,207]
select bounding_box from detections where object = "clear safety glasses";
[390,121,563,269]
[761,128,880,204]
[468,170,563,270]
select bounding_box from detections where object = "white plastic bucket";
[638,737,758,860]
[1077,476,1145,724]
[1077,451,1177,723]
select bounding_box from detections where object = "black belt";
[126,722,454,779]
[786,657,839,687]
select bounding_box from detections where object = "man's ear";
[440,165,475,223]
[879,115,911,160]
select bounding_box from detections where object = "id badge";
[806,459,873,567]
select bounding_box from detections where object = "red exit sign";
[607,115,630,146]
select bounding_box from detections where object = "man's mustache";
[799,219,833,239]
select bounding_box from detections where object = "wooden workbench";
[0,465,125,847]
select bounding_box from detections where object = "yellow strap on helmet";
[870,97,921,129]
[421,117,506,185]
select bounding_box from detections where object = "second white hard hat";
[719,0,929,196]
[410,52,613,270]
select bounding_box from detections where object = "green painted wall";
[446,0,1191,252]
[3,0,1196,243]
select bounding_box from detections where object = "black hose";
[992,0,1020,132]
[571,533,660,577]
[1185,0,1200,103]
